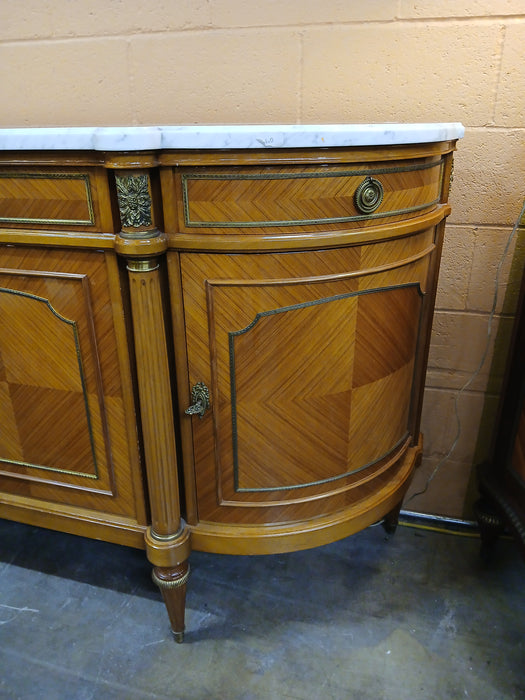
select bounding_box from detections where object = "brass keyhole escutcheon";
[185,382,210,419]
[354,176,384,214]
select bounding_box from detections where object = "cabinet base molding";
[0,498,147,549]
[189,440,421,556]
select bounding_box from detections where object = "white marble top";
[0,124,464,151]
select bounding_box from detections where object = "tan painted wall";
[1,1,524,519]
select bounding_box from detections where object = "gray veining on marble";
[0,123,464,151]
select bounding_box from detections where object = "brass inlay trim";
[0,287,99,480]
[0,458,98,480]
[119,229,160,240]
[182,159,442,228]
[448,159,455,193]
[150,525,186,542]
[0,172,95,225]
[228,283,423,493]
[152,566,191,589]
[220,437,413,508]
[126,258,160,272]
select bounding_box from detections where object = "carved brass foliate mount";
[115,173,154,231]
[185,382,210,419]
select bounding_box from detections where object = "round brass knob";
[354,177,384,214]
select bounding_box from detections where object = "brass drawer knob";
[354,176,384,214]
[185,382,210,418]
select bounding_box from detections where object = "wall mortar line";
[2,15,525,46]
[491,24,507,125]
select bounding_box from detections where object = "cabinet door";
[178,233,434,526]
[0,245,147,542]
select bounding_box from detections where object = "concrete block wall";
[1,1,524,518]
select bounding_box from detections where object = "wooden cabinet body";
[0,131,459,639]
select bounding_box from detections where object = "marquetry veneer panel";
[228,285,420,492]
[0,246,146,522]
[178,235,432,525]
[0,167,111,232]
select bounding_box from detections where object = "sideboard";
[0,124,464,641]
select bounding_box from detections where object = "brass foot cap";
[172,630,184,644]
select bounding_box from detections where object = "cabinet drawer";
[174,156,444,235]
[0,167,110,232]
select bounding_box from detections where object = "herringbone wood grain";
[179,235,431,526]
[0,246,146,526]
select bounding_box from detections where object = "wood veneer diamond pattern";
[7,384,94,471]
[232,296,356,491]
[0,289,83,390]
[347,363,415,469]
[0,381,22,462]
[229,285,421,494]
[0,286,96,477]
[181,247,429,520]
[353,285,421,387]
[0,246,145,521]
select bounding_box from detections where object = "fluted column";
[108,154,191,642]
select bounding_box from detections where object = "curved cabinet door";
[178,231,435,527]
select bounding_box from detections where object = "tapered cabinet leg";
[382,500,403,535]
[152,562,190,643]
[474,497,505,562]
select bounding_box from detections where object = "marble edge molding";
[0,123,465,151]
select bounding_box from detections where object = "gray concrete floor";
[0,518,523,700]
